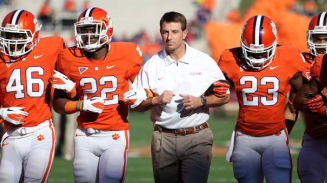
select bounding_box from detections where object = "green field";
[47,111,306,183]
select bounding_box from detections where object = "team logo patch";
[37,134,45,141]
[112,133,120,140]
[78,67,88,74]
[5,63,12,67]
[189,72,202,75]
[2,143,9,146]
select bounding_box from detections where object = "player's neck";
[84,45,109,60]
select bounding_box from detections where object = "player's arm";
[126,65,142,83]
[196,79,232,108]
[0,98,28,125]
[52,89,78,114]
[293,77,324,113]
[129,90,230,112]
[178,74,231,110]
[124,89,170,112]
[52,70,77,98]
[285,72,303,134]
[124,79,231,111]
[199,93,230,108]
[53,89,105,114]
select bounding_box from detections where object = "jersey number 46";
[6,67,45,99]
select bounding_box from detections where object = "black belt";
[154,122,208,136]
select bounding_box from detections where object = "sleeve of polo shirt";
[206,57,230,95]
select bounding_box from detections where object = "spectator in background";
[303,0,317,16]
[195,2,211,38]
[82,0,90,11]
[65,32,76,47]
[203,0,215,18]
[226,10,241,23]
[324,2,327,12]
[64,0,76,12]
[38,0,55,29]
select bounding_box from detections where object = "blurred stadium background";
[0,0,326,182]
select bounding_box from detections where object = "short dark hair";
[160,12,187,31]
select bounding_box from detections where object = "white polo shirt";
[133,43,227,129]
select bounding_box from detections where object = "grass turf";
[47,111,306,182]
[49,155,303,183]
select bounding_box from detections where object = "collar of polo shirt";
[162,42,194,66]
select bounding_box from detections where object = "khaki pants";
[151,127,213,183]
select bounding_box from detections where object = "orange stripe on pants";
[41,120,56,183]
[119,130,129,183]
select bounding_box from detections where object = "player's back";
[57,42,143,130]
[0,36,64,127]
[219,46,304,136]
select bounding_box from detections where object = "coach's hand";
[123,89,147,108]
[52,70,76,98]
[180,94,202,110]
[0,107,29,125]
[82,97,105,113]
[153,90,175,105]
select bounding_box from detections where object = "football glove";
[303,94,326,113]
[211,80,230,98]
[52,70,76,98]
[0,107,29,125]
[123,89,147,108]
[82,97,105,113]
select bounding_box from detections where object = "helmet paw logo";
[274,131,282,136]
[112,133,120,140]
[37,134,45,141]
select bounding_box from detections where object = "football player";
[51,7,143,183]
[294,12,327,183]
[0,10,64,183]
[219,15,304,182]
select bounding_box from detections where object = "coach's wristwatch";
[201,95,207,108]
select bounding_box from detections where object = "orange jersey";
[219,46,304,136]
[0,36,64,127]
[301,52,314,81]
[57,42,143,130]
